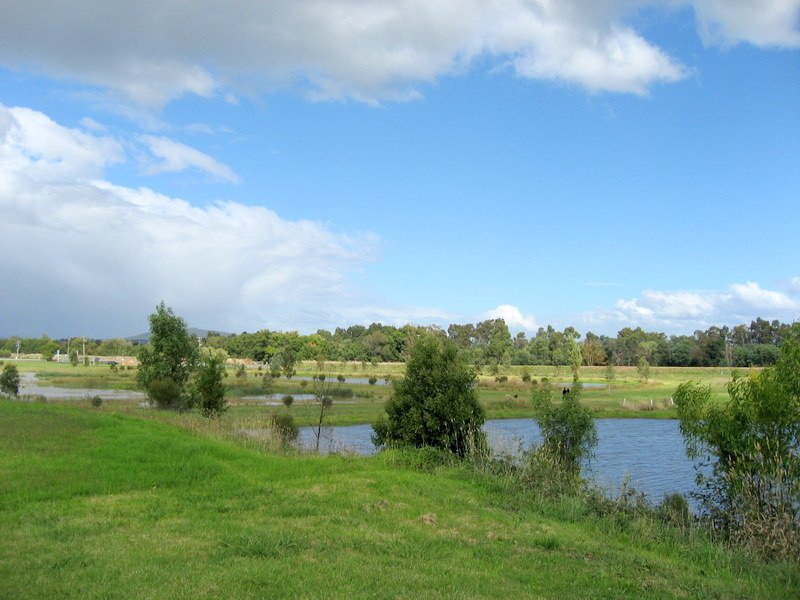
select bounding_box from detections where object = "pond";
[17,372,145,400]
[296,418,700,504]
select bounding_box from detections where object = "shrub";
[637,357,650,382]
[372,334,485,457]
[521,371,531,383]
[146,377,183,410]
[262,373,275,395]
[193,349,227,417]
[674,323,800,560]
[0,364,20,397]
[368,376,377,385]
[89,395,103,408]
[531,381,597,474]
[656,493,692,529]
[271,413,299,444]
[282,394,294,408]
[235,364,247,379]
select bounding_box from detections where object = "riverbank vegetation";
[674,322,800,561]
[1,400,797,599]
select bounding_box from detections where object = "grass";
[1,400,797,599]
[10,359,742,425]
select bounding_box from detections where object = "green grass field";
[1,401,796,599]
[9,359,741,426]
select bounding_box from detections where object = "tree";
[308,373,341,452]
[581,332,606,366]
[193,348,227,417]
[69,349,79,367]
[568,337,582,381]
[136,302,198,409]
[39,341,59,362]
[532,382,597,474]
[674,323,800,559]
[372,335,485,457]
[0,364,20,396]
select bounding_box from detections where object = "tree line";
[201,316,795,369]
[1,316,793,368]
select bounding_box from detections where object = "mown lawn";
[1,401,796,599]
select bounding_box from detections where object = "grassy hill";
[1,401,796,599]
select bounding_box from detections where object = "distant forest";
[1,317,794,368]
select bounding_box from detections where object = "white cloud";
[0,104,381,336]
[139,135,240,183]
[9,0,786,107]
[730,281,799,311]
[583,279,800,333]
[789,277,800,293]
[79,117,107,133]
[485,304,538,332]
[0,106,123,181]
[689,0,800,48]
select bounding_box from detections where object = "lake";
[297,418,700,504]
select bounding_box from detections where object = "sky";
[0,0,798,339]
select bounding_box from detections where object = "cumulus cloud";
[485,304,538,332]
[6,0,793,107]
[139,135,240,183]
[0,104,379,337]
[583,280,800,333]
[690,0,800,48]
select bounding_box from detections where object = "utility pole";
[82,338,86,364]
[15,340,20,359]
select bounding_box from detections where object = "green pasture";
[7,359,742,425]
[1,401,796,599]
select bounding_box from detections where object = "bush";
[674,323,800,560]
[146,377,184,410]
[368,376,377,385]
[193,349,227,417]
[656,493,691,529]
[271,413,299,444]
[0,364,20,397]
[531,381,597,474]
[372,335,486,457]
[282,394,294,408]
[89,395,103,408]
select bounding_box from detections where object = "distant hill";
[126,328,233,344]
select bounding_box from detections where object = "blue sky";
[1,1,798,338]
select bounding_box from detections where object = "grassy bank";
[1,401,796,598]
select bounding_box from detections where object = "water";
[17,372,145,400]
[296,418,699,504]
